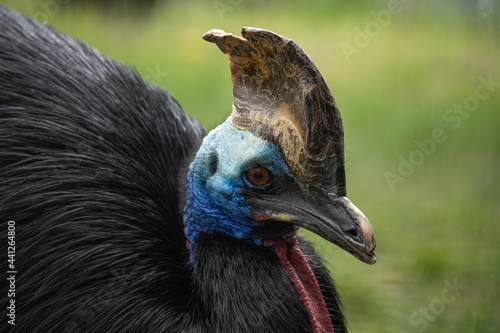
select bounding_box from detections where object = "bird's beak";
[291,195,376,264]
[249,191,377,264]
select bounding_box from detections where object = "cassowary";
[0,7,376,333]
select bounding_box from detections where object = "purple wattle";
[274,238,335,333]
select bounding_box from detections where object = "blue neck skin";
[183,120,293,264]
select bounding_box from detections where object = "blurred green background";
[2,0,499,332]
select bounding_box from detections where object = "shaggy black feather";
[0,6,346,333]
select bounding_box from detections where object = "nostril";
[345,226,358,239]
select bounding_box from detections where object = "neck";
[193,232,327,332]
[183,161,256,261]
[183,193,338,333]
[189,232,342,332]
[183,196,343,332]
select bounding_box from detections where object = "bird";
[0,6,376,333]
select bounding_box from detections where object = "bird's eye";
[244,166,272,187]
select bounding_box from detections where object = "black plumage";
[0,7,372,333]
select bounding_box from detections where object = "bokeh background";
[2,0,499,332]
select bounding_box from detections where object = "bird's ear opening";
[208,153,218,176]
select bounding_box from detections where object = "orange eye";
[245,166,271,187]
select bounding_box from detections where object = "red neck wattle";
[274,238,335,333]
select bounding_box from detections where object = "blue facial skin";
[184,120,294,261]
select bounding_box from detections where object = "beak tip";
[358,251,377,265]
[361,228,377,265]
[367,232,376,253]
[368,253,377,265]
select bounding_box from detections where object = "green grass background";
[2,0,499,332]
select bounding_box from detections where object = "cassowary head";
[184,28,376,265]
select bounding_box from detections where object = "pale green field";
[3,0,500,332]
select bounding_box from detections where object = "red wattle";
[274,238,335,333]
